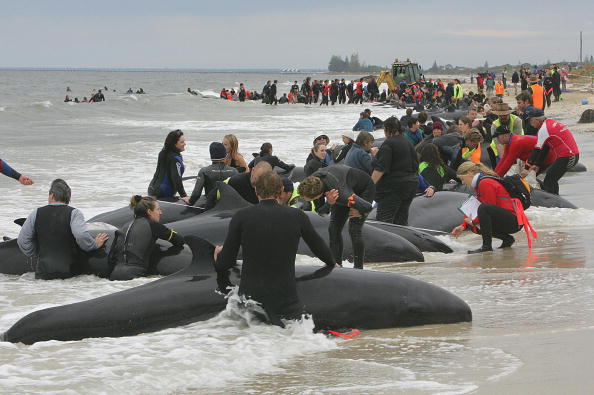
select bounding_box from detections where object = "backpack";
[483,174,531,210]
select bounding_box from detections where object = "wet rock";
[578,109,594,123]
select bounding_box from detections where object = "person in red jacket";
[320,80,330,106]
[451,162,536,254]
[493,125,556,177]
[520,108,579,195]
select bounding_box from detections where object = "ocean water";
[1,70,594,394]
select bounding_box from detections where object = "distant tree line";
[328,53,386,73]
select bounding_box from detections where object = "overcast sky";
[1,0,593,69]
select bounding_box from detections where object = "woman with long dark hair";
[418,144,456,191]
[147,129,189,203]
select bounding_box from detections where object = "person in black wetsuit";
[110,195,184,281]
[148,129,190,203]
[248,142,295,173]
[189,142,238,206]
[304,143,328,176]
[206,161,273,207]
[238,83,246,102]
[332,132,355,163]
[214,171,335,326]
[338,78,347,104]
[371,116,419,225]
[298,165,375,269]
[17,179,108,279]
[0,158,33,185]
[269,80,278,105]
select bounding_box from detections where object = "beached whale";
[157,184,425,263]
[444,183,578,209]
[1,236,471,345]
[0,222,193,277]
[91,183,425,264]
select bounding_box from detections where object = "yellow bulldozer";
[376,59,424,90]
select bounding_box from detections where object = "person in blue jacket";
[352,111,374,132]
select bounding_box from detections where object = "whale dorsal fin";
[211,182,252,213]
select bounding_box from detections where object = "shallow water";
[1,70,594,393]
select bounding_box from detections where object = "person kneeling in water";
[110,195,184,281]
[17,179,108,279]
[214,171,335,327]
[298,165,375,269]
[451,162,535,254]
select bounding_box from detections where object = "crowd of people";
[7,69,582,328]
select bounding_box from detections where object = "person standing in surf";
[214,170,335,327]
[148,129,190,204]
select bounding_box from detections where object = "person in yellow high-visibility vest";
[452,79,463,106]
[490,102,524,158]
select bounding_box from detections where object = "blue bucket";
[582,99,589,105]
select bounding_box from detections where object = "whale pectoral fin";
[14,218,26,226]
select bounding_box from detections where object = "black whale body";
[91,183,426,264]
[159,184,425,263]
[1,237,471,345]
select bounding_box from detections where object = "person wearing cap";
[528,76,545,110]
[352,111,374,132]
[492,125,557,178]
[304,143,328,176]
[520,109,579,195]
[490,102,524,158]
[344,131,377,175]
[332,132,356,163]
[188,142,238,206]
[451,128,497,171]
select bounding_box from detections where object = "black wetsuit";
[330,82,339,105]
[338,82,347,104]
[189,162,238,206]
[148,149,187,199]
[373,135,419,225]
[269,84,278,105]
[215,199,335,325]
[304,157,327,176]
[227,172,258,204]
[238,88,246,102]
[332,143,352,163]
[311,165,375,269]
[248,153,295,173]
[110,217,184,280]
